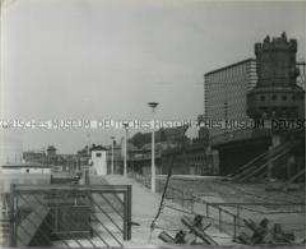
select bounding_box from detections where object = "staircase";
[229,140,300,183]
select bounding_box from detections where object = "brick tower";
[247,32,305,120]
[247,33,305,181]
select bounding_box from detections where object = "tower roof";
[90,144,107,151]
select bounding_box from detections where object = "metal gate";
[9,184,132,247]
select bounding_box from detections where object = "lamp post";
[85,133,91,185]
[123,123,129,177]
[148,102,159,193]
[111,136,115,174]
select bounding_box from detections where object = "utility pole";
[85,133,91,185]
[123,123,129,177]
[111,136,115,174]
[148,102,159,193]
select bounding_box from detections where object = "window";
[272,95,277,101]
[282,95,287,101]
[260,96,265,101]
[96,153,102,157]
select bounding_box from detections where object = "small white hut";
[90,145,107,176]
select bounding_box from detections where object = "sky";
[0,0,305,156]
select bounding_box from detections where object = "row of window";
[260,94,303,101]
[259,106,298,113]
[187,155,205,163]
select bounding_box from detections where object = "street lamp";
[111,136,115,174]
[123,123,129,177]
[148,102,159,193]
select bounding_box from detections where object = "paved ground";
[91,175,235,247]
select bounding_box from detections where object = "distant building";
[127,126,212,176]
[161,127,211,175]
[106,140,123,174]
[58,154,78,173]
[76,146,90,171]
[23,150,46,165]
[204,58,257,138]
[46,145,56,157]
[128,141,169,176]
[0,163,51,193]
[1,163,51,175]
[23,146,78,174]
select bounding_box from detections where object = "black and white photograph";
[0,0,305,248]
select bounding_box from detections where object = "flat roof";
[204,58,256,77]
[91,145,107,151]
[1,163,50,168]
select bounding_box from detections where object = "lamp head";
[123,122,129,129]
[148,102,159,110]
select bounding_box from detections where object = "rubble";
[158,214,218,245]
[236,218,299,245]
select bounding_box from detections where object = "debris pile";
[158,215,218,245]
[237,218,298,245]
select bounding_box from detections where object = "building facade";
[204,58,257,138]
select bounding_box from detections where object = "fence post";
[123,185,132,241]
[236,204,241,227]
[218,207,222,232]
[191,195,195,213]
[9,184,17,247]
[233,215,237,240]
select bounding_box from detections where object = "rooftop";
[204,58,255,77]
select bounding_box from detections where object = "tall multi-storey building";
[204,59,265,175]
[204,58,257,137]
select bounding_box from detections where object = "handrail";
[286,168,306,185]
[232,140,297,181]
